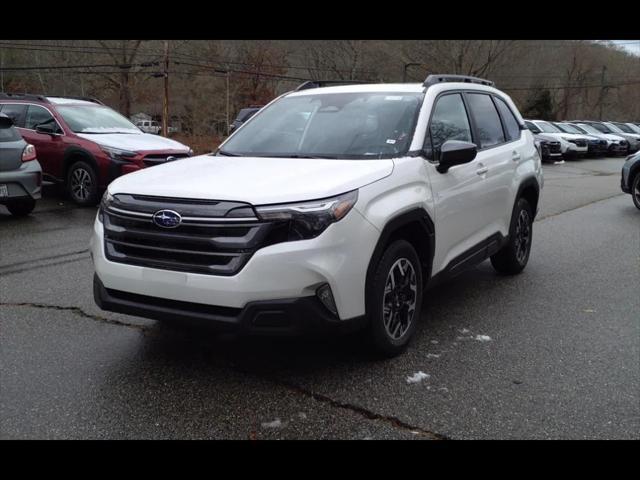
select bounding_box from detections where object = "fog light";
[316,283,337,316]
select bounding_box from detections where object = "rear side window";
[466,93,505,148]
[0,123,22,142]
[428,93,473,153]
[25,105,60,132]
[0,104,27,127]
[494,97,521,141]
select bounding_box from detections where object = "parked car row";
[525,118,640,163]
[0,93,192,210]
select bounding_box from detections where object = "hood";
[534,133,561,143]
[603,133,628,142]
[77,132,190,152]
[108,154,394,205]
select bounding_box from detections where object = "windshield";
[556,123,582,134]
[220,91,424,159]
[590,122,612,134]
[613,123,634,133]
[577,124,602,135]
[536,121,562,133]
[57,105,141,134]
[604,123,624,133]
[627,123,640,134]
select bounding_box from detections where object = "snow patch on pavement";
[406,371,430,384]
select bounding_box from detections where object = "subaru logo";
[153,209,182,228]
[166,156,177,162]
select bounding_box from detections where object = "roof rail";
[0,92,50,103]
[47,95,105,105]
[295,80,374,91]
[423,74,495,88]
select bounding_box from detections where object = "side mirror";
[436,140,477,173]
[0,115,14,128]
[35,124,59,136]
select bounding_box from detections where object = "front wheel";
[367,240,423,357]
[67,161,99,206]
[491,198,533,275]
[6,197,36,217]
[632,174,640,210]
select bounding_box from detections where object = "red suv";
[0,94,192,205]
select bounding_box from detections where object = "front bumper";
[91,206,380,322]
[0,160,42,202]
[94,275,365,336]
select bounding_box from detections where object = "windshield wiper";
[217,150,240,156]
[261,154,339,159]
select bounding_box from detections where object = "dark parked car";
[0,93,192,206]
[0,113,42,216]
[621,151,640,210]
[229,106,263,134]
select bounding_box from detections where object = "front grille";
[571,139,587,147]
[549,142,561,153]
[103,194,287,276]
[143,153,189,167]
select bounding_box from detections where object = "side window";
[428,93,473,156]
[494,97,521,141]
[0,104,27,127]
[0,123,22,142]
[25,105,60,132]
[466,93,506,148]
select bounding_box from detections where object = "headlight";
[100,145,137,161]
[255,190,358,240]
[97,190,113,223]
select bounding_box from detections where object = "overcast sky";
[609,40,640,56]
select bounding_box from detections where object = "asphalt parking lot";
[1,157,638,439]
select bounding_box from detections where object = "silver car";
[0,113,42,216]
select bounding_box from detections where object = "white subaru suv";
[91,75,543,356]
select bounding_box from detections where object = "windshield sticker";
[385,96,403,101]
[386,139,397,144]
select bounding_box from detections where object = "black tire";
[6,197,36,217]
[366,239,423,357]
[66,161,99,206]
[491,197,533,275]
[632,173,640,211]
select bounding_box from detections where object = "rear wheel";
[491,198,533,275]
[6,197,36,217]
[632,174,640,210]
[67,161,99,206]
[366,240,423,357]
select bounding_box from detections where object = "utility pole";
[0,49,4,92]
[226,70,230,137]
[402,62,422,82]
[162,40,169,137]
[598,65,607,120]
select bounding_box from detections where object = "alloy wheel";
[382,258,418,340]
[71,167,92,202]
[514,209,531,264]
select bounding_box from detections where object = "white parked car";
[569,122,629,156]
[91,75,543,356]
[525,120,589,159]
[136,120,161,134]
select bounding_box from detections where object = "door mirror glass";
[35,123,59,135]
[436,140,477,173]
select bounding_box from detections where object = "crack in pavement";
[1,301,447,440]
[0,302,150,332]
[0,249,89,270]
[279,381,448,440]
[0,253,90,277]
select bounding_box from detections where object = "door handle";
[512,151,521,162]
[476,166,489,176]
